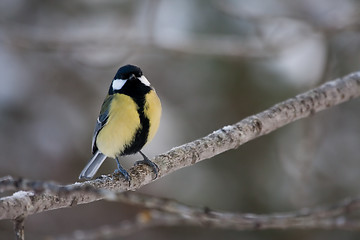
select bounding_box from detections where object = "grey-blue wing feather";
[91,95,113,154]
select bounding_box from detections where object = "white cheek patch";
[112,79,127,90]
[139,75,151,86]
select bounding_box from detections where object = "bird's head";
[109,64,151,95]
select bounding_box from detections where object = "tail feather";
[79,151,107,180]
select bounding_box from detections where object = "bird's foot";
[113,166,131,184]
[134,153,159,179]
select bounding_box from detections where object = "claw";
[134,151,159,179]
[114,168,131,182]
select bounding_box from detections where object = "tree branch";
[53,193,360,240]
[51,210,192,240]
[1,71,359,221]
[91,191,360,231]
[14,217,25,240]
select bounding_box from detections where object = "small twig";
[14,217,25,240]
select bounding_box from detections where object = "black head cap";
[114,64,143,80]
[109,64,150,96]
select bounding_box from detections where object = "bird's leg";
[114,157,131,182]
[134,151,159,179]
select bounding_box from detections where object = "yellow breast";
[96,94,140,158]
[144,90,162,144]
[96,90,161,158]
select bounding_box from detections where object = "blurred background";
[1,0,360,239]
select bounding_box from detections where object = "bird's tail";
[79,151,107,180]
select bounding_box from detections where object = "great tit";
[79,64,161,181]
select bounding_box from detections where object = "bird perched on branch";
[79,64,162,181]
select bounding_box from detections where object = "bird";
[79,64,161,181]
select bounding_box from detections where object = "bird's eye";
[129,74,136,80]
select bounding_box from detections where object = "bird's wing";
[91,94,113,154]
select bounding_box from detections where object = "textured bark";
[14,217,25,240]
[1,71,360,221]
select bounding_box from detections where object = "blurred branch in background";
[214,0,360,33]
[213,0,360,85]
[53,195,360,240]
[3,0,359,67]
[1,22,282,63]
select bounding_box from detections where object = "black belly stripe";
[112,79,152,156]
[120,96,150,156]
